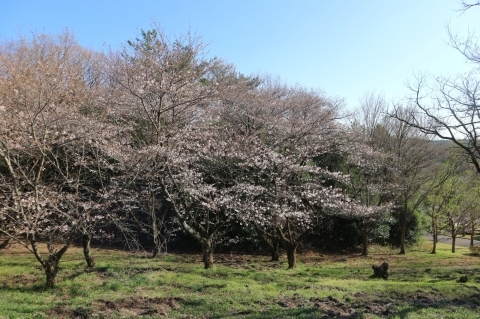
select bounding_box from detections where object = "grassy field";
[0,241,479,318]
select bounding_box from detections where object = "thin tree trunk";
[362,223,369,256]
[431,219,437,254]
[151,216,159,258]
[253,225,280,262]
[271,239,280,262]
[432,217,438,254]
[82,233,95,267]
[452,234,456,253]
[471,222,475,247]
[286,243,297,269]
[450,221,456,253]
[399,221,407,255]
[201,238,214,269]
[150,192,160,258]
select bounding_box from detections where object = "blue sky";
[2,1,479,109]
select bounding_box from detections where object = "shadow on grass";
[0,283,48,293]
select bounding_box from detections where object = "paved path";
[424,234,480,247]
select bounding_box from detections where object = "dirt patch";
[47,306,76,319]
[274,290,480,318]
[276,293,309,308]
[8,273,39,286]
[275,294,360,318]
[46,296,182,318]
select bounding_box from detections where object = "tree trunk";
[44,245,69,288]
[399,221,407,255]
[271,239,280,262]
[286,243,297,269]
[151,245,159,258]
[362,223,369,256]
[0,237,11,249]
[452,234,456,253]
[201,238,214,269]
[431,220,437,254]
[151,207,160,258]
[471,222,475,247]
[45,258,60,288]
[431,233,437,255]
[82,233,95,268]
[150,219,159,258]
[450,221,456,253]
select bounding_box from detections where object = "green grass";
[0,242,479,318]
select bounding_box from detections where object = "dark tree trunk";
[431,220,437,254]
[399,221,407,255]
[254,225,280,262]
[82,233,95,267]
[471,222,475,247]
[362,223,369,256]
[44,245,69,288]
[450,221,456,253]
[201,238,214,269]
[45,258,60,288]
[0,237,11,249]
[271,239,280,262]
[286,244,297,269]
[151,245,159,258]
[452,234,456,253]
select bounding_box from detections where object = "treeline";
[0,28,473,288]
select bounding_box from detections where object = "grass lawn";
[0,241,479,318]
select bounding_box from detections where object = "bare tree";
[382,105,442,254]
[457,1,480,12]
[392,3,480,174]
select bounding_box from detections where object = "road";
[424,234,480,247]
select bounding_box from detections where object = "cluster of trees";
[423,153,480,254]
[0,22,478,288]
[390,1,480,254]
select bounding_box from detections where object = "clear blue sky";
[1,1,479,109]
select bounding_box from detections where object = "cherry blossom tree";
[0,31,117,287]
[217,79,365,268]
[105,28,246,267]
[344,134,395,256]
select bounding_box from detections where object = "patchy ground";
[2,242,480,318]
[43,289,480,319]
[47,297,182,318]
[275,290,480,319]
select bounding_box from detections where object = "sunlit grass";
[0,241,479,318]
